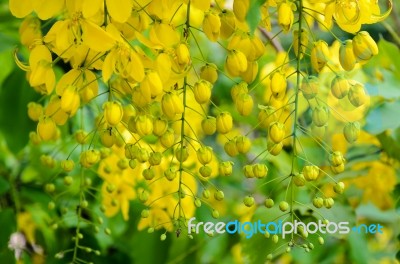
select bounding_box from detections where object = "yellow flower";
[324,0,392,33]
[105,0,133,23]
[225,50,248,77]
[99,153,137,220]
[37,115,57,141]
[27,45,55,95]
[102,25,144,83]
[203,12,221,42]
[278,2,294,33]
[233,0,250,21]
[103,101,123,127]
[10,0,64,20]
[19,16,42,47]
[339,40,357,71]
[310,40,330,73]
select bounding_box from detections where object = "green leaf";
[246,0,264,33]
[0,208,16,250]
[393,184,400,210]
[348,231,370,264]
[365,71,400,100]
[355,203,399,223]
[364,101,400,134]
[376,132,400,161]
[0,69,38,153]
[0,51,14,89]
[0,176,10,195]
[0,33,18,53]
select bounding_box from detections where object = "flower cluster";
[10,0,391,262]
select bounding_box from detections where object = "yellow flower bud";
[203,12,221,42]
[216,111,233,134]
[270,71,287,94]
[164,167,178,181]
[197,146,213,165]
[258,106,277,128]
[269,122,285,144]
[61,160,75,172]
[29,131,41,145]
[41,155,56,168]
[339,40,356,71]
[231,81,249,103]
[201,116,217,135]
[348,83,367,107]
[27,102,43,121]
[175,145,189,162]
[103,101,123,127]
[200,63,218,84]
[224,139,239,157]
[132,84,151,108]
[310,40,330,73]
[135,114,153,136]
[343,121,360,143]
[193,79,213,104]
[333,182,345,194]
[312,106,329,127]
[137,148,150,163]
[60,85,80,116]
[233,0,249,21]
[100,129,115,148]
[19,16,42,47]
[293,173,306,187]
[235,93,254,116]
[243,196,255,207]
[75,129,88,144]
[143,167,155,180]
[252,163,268,178]
[352,31,378,62]
[80,149,100,168]
[324,198,334,209]
[225,50,248,77]
[142,70,163,98]
[44,95,68,126]
[240,60,258,84]
[267,139,283,156]
[161,92,183,119]
[301,75,319,100]
[153,117,168,137]
[199,165,212,178]
[219,10,236,39]
[243,164,254,178]
[219,161,233,176]
[149,152,162,166]
[37,115,57,141]
[175,43,191,69]
[278,2,294,33]
[331,75,350,99]
[313,197,324,208]
[236,135,251,154]
[302,165,319,181]
[329,151,345,166]
[125,144,139,159]
[160,128,175,148]
[293,29,308,59]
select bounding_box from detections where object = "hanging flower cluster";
[10,0,391,262]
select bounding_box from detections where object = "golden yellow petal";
[82,20,116,52]
[9,0,33,18]
[106,0,133,23]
